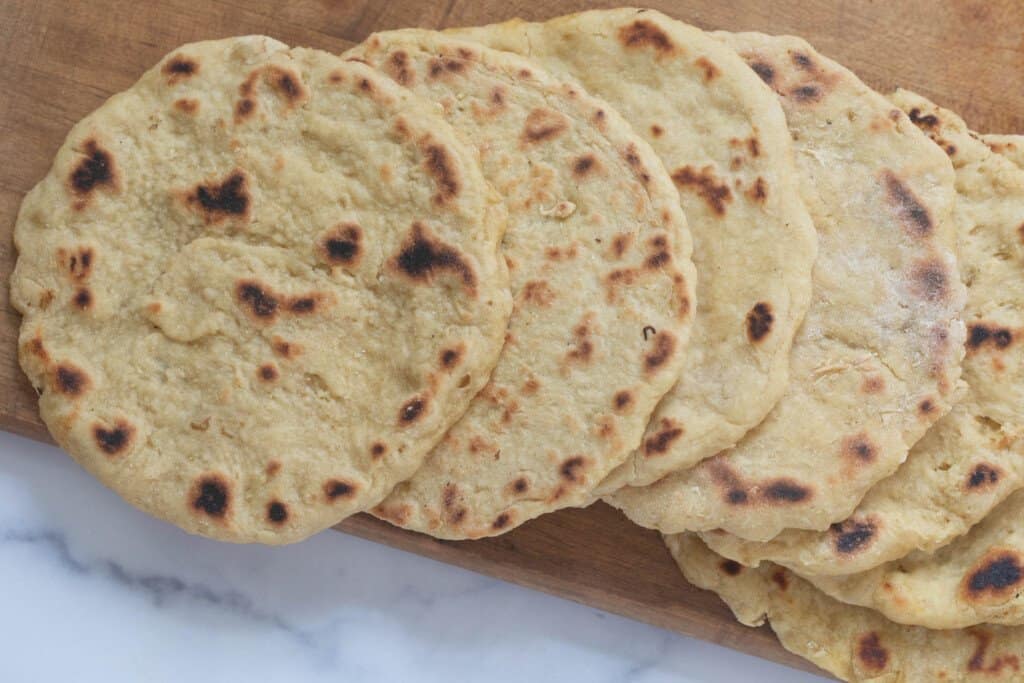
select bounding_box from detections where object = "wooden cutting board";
[2,1,1021,678]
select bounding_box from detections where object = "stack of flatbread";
[11,7,1023,679]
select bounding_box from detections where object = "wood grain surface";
[2,1,1021,678]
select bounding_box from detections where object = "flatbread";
[453,7,817,491]
[810,490,1024,628]
[611,33,966,541]
[667,534,1023,682]
[346,30,697,538]
[11,37,513,543]
[703,91,1024,576]
[718,100,1024,631]
[982,134,1024,169]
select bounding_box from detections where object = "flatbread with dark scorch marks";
[347,30,696,539]
[12,37,512,543]
[982,134,1024,170]
[704,92,1024,578]
[667,534,1023,682]
[453,7,818,492]
[611,33,965,541]
[810,490,1024,628]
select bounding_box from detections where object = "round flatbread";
[982,134,1024,169]
[668,534,1024,683]
[453,7,817,491]
[12,37,513,544]
[811,490,1024,629]
[610,33,965,541]
[702,91,1024,576]
[347,30,696,539]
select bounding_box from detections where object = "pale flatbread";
[703,91,1024,575]
[982,134,1024,169]
[611,33,966,541]
[453,7,817,491]
[668,534,1024,682]
[346,30,697,538]
[810,490,1024,628]
[12,37,512,543]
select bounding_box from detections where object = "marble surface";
[0,431,826,682]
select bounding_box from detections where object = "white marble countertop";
[0,431,826,682]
